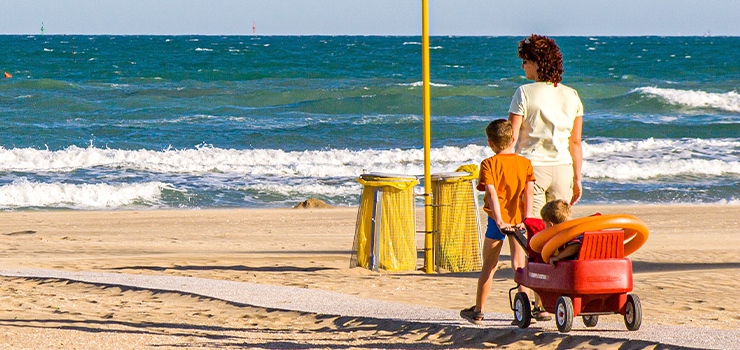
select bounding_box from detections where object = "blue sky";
[2,0,739,36]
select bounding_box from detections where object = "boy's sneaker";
[532,306,552,321]
[460,306,484,324]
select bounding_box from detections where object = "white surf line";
[1,268,738,350]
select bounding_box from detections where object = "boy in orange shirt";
[461,119,536,323]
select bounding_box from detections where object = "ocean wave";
[583,138,740,179]
[398,81,452,87]
[13,79,78,90]
[350,115,421,125]
[632,87,740,112]
[0,179,170,209]
[583,138,740,160]
[1,139,737,181]
[240,182,361,197]
[583,158,740,180]
[0,145,492,177]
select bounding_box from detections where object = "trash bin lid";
[431,171,471,180]
[361,172,418,180]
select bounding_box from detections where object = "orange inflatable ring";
[531,214,649,264]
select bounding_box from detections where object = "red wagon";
[506,216,648,332]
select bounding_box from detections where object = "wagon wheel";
[513,292,531,328]
[555,296,574,333]
[582,315,598,327]
[624,294,642,331]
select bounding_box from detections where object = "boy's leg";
[476,237,503,312]
[473,216,507,312]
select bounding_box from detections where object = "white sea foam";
[0,179,170,209]
[350,115,421,125]
[583,138,740,180]
[1,140,737,182]
[633,87,740,112]
[195,48,213,52]
[241,182,361,197]
[583,158,740,180]
[583,138,740,159]
[399,81,451,87]
[0,145,491,177]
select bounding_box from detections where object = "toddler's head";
[541,199,571,228]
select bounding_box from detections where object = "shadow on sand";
[106,265,337,273]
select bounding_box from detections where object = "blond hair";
[485,119,514,150]
[540,199,571,225]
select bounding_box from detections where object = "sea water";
[0,35,738,209]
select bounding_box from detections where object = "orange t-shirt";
[477,153,535,224]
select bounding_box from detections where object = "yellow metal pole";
[421,0,434,274]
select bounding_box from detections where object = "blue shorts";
[485,216,506,240]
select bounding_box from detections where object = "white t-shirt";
[508,82,583,166]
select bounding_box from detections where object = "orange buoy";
[3,72,11,78]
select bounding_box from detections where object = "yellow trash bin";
[432,165,483,272]
[351,173,419,272]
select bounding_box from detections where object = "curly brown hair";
[518,34,564,86]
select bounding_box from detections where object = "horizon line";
[1,33,738,38]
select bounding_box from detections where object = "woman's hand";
[569,116,583,206]
[571,178,582,205]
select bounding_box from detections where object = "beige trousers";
[532,164,574,218]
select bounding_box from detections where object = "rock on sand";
[293,198,335,209]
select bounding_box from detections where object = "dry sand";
[0,205,738,349]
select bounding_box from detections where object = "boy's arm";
[484,184,509,229]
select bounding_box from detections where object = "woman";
[509,34,583,215]
[507,34,584,321]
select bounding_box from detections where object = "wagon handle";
[502,227,529,258]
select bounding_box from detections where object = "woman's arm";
[569,116,583,205]
[508,113,523,146]
[524,180,534,219]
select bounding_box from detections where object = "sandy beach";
[0,204,739,349]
